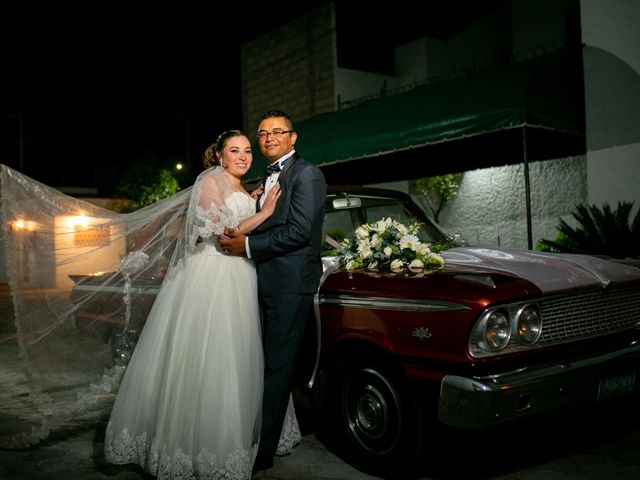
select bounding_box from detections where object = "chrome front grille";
[539,286,640,344]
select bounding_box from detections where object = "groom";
[218,109,326,472]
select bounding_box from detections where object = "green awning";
[247,48,585,183]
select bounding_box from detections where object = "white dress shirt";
[246,150,296,258]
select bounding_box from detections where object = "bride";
[104,130,297,479]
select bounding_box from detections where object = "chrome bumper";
[438,342,640,428]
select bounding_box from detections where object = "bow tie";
[265,162,282,176]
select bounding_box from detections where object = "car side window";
[365,204,414,226]
[323,210,355,252]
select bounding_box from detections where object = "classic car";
[69,185,640,473]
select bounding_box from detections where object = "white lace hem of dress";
[275,396,302,456]
[105,427,255,480]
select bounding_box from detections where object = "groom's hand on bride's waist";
[218,228,247,256]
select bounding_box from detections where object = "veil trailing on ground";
[0,164,250,448]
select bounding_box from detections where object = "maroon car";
[70,186,640,472]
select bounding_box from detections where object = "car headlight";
[469,301,544,357]
[515,304,542,345]
[484,309,511,350]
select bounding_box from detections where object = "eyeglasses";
[257,129,294,140]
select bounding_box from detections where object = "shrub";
[537,201,640,259]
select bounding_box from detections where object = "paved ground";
[1,397,640,480]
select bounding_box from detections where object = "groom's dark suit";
[249,152,326,463]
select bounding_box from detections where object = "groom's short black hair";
[259,110,294,130]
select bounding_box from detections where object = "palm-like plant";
[537,202,640,259]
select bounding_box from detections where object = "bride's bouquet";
[332,217,447,272]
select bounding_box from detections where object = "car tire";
[325,355,436,476]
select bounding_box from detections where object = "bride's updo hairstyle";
[202,129,246,168]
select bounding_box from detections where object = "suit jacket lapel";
[278,153,298,183]
[256,154,298,224]
[256,174,268,212]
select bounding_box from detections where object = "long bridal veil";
[0,164,301,451]
[0,164,193,448]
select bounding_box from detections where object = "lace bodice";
[218,191,256,224]
[193,192,256,251]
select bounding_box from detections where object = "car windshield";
[322,191,449,253]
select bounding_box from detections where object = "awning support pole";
[523,127,533,249]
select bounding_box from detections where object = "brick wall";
[241,3,336,131]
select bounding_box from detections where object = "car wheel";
[328,356,435,474]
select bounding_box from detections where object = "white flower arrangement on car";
[332,217,447,272]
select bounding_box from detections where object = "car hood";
[441,247,640,293]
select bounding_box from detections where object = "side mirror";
[332,197,361,209]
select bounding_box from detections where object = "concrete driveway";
[1,398,639,480]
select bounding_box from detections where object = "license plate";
[597,372,636,402]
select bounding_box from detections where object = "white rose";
[396,223,408,235]
[390,259,404,271]
[370,233,382,249]
[383,246,393,258]
[356,226,369,239]
[358,243,373,259]
[409,259,424,270]
[419,245,431,256]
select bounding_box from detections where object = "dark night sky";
[3,1,489,191]
[2,3,327,191]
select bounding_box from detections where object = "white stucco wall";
[371,157,587,249]
[434,157,587,248]
[587,144,640,212]
[581,0,640,214]
[581,0,640,72]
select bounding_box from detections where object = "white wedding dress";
[104,190,300,479]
